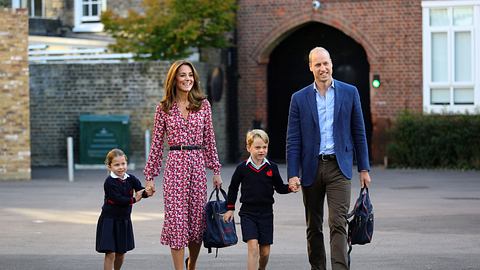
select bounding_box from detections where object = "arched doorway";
[267,22,372,162]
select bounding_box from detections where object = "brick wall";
[0,8,31,180]
[236,0,423,163]
[29,61,228,167]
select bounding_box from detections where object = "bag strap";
[207,187,228,202]
[361,187,369,196]
[206,247,220,258]
[346,187,369,218]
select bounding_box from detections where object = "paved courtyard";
[0,165,479,270]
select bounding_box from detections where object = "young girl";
[96,148,150,270]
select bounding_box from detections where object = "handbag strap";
[207,187,228,202]
[347,187,370,217]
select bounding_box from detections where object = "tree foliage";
[101,0,236,60]
[0,0,10,7]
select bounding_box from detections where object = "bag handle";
[346,187,369,219]
[208,187,228,202]
[360,187,371,206]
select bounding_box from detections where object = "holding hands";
[288,177,301,193]
[144,181,156,197]
[145,185,155,197]
[135,189,145,202]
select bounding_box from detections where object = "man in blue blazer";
[286,47,371,270]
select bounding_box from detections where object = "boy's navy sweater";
[226,160,291,212]
[100,174,146,219]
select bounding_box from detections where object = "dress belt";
[319,154,336,161]
[169,145,204,151]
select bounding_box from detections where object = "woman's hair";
[246,129,269,147]
[160,60,206,113]
[105,148,127,166]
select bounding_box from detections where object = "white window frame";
[422,1,480,114]
[11,0,44,17]
[73,0,106,32]
[11,0,24,9]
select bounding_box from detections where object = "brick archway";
[265,22,372,161]
[245,13,381,163]
[240,12,379,161]
[250,12,380,67]
[236,1,422,164]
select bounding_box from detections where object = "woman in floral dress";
[144,60,223,270]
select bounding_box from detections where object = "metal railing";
[28,45,139,64]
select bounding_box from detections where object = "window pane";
[34,0,42,17]
[83,4,89,16]
[453,7,473,26]
[431,88,450,105]
[454,88,474,105]
[431,32,448,82]
[27,0,32,16]
[455,31,471,82]
[430,8,449,26]
[92,4,99,16]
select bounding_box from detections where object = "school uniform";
[226,158,292,245]
[96,172,146,254]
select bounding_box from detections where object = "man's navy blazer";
[286,80,370,187]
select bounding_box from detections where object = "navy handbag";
[203,187,238,256]
[347,187,374,251]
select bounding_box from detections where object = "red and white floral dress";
[144,99,221,249]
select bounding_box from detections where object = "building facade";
[2,1,479,178]
[3,1,227,171]
[235,0,480,163]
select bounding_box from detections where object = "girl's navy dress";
[96,173,145,253]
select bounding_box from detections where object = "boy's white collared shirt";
[110,171,129,180]
[246,156,270,170]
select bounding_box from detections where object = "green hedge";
[387,111,480,169]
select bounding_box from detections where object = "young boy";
[223,129,298,270]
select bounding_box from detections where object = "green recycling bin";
[79,115,130,164]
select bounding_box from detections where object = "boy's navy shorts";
[239,210,274,245]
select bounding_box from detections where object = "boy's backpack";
[203,187,238,256]
[347,187,374,258]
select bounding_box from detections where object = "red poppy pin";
[266,170,273,177]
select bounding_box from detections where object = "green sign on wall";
[79,115,130,164]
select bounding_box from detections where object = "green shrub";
[387,111,480,169]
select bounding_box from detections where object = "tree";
[101,0,236,60]
[0,0,10,7]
